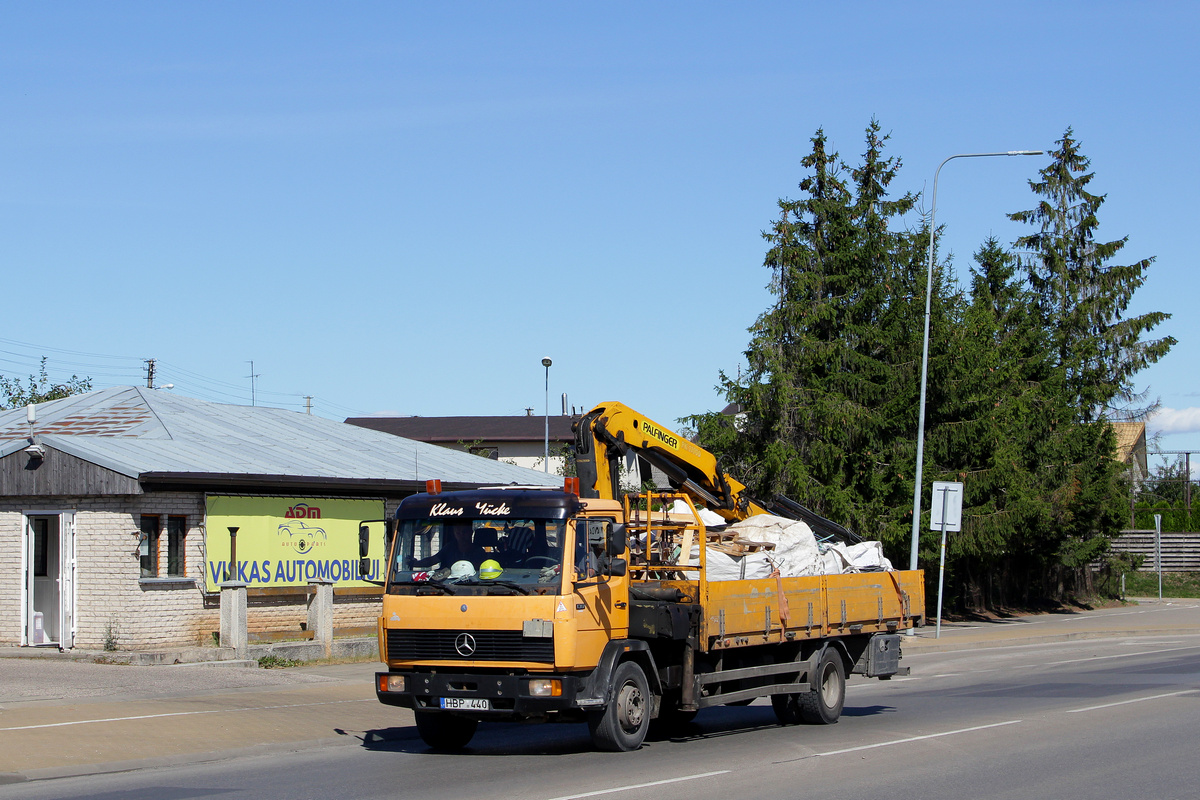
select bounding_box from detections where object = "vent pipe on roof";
[561,393,568,416]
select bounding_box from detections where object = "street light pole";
[909,150,1043,573]
[542,357,552,472]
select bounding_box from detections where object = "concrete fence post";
[308,580,334,658]
[219,581,248,657]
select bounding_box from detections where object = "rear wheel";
[798,648,845,724]
[588,661,651,751]
[414,711,478,751]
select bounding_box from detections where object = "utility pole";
[246,361,260,406]
[144,359,156,389]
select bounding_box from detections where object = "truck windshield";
[388,517,566,595]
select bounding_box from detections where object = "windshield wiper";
[391,579,456,595]
[482,580,531,595]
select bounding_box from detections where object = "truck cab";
[375,486,641,750]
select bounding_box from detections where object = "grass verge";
[1120,571,1200,598]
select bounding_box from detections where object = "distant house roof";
[346,415,576,445]
[0,386,559,494]
[1112,421,1148,477]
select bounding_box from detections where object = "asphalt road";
[2,623,1198,800]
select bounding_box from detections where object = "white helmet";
[449,560,476,581]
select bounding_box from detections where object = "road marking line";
[774,720,1023,762]
[1045,643,1200,666]
[542,770,731,800]
[0,698,371,732]
[1066,690,1199,714]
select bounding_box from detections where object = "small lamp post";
[226,526,239,582]
[909,150,1043,573]
[542,357,552,472]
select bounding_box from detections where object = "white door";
[59,512,76,650]
[22,518,33,646]
[21,512,72,648]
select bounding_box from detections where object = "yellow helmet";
[479,559,503,580]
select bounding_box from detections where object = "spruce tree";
[926,238,1046,607]
[692,121,923,546]
[1006,129,1164,599]
[1009,128,1174,421]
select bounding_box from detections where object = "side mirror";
[359,524,372,580]
[605,557,627,578]
[608,522,627,555]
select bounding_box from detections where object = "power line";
[0,336,373,419]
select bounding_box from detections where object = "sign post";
[931,481,964,638]
[1154,513,1162,600]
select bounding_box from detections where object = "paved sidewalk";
[903,597,1200,653]
[1,599,1197,783]
[0,660,395,783]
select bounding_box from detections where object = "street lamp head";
[542,357,552,368]
[1007,150,1044,156]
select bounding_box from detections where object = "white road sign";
[930,481,964,532]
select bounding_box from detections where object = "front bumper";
[376,671,588,718]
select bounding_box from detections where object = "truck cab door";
[571,518,629,666]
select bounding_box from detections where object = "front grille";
[387,629,554,663]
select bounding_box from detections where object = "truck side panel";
[699,570,923,651]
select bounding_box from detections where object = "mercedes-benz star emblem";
[455,632,477,657]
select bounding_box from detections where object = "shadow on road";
[841,704,897,718]
[349,702,895,756]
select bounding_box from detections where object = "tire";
[798,648,845,725]
[588,661,652,751]
[414,711,478,751]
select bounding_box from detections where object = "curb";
[0,638,378,667]
[902,627,1200,654]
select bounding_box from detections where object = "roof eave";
[138,471,522,497]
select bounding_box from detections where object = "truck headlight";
[528,678,562,697]
[378,674,406,692]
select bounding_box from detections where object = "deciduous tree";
[1,357,92,409]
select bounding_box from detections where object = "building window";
[166,515,187,578]
[140,515,160,577]
[167,516,187,577]
[33,518,49,577]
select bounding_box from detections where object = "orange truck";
[371,403,924,751]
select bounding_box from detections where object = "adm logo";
[277,520,327,554]
[285,503,322,519]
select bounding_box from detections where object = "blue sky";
[1,2,1196,472]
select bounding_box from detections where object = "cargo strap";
[887,571,910,627]
[769,567,790,630]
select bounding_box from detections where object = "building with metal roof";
[0,387,559,653]
[345,412,576,472]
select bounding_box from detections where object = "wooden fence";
[1109,530,1200,572]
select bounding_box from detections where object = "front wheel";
[414,711,478,751]
[798,648,845,724]
[588,661,652,751]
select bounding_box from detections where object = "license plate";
[439,697,490,710]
